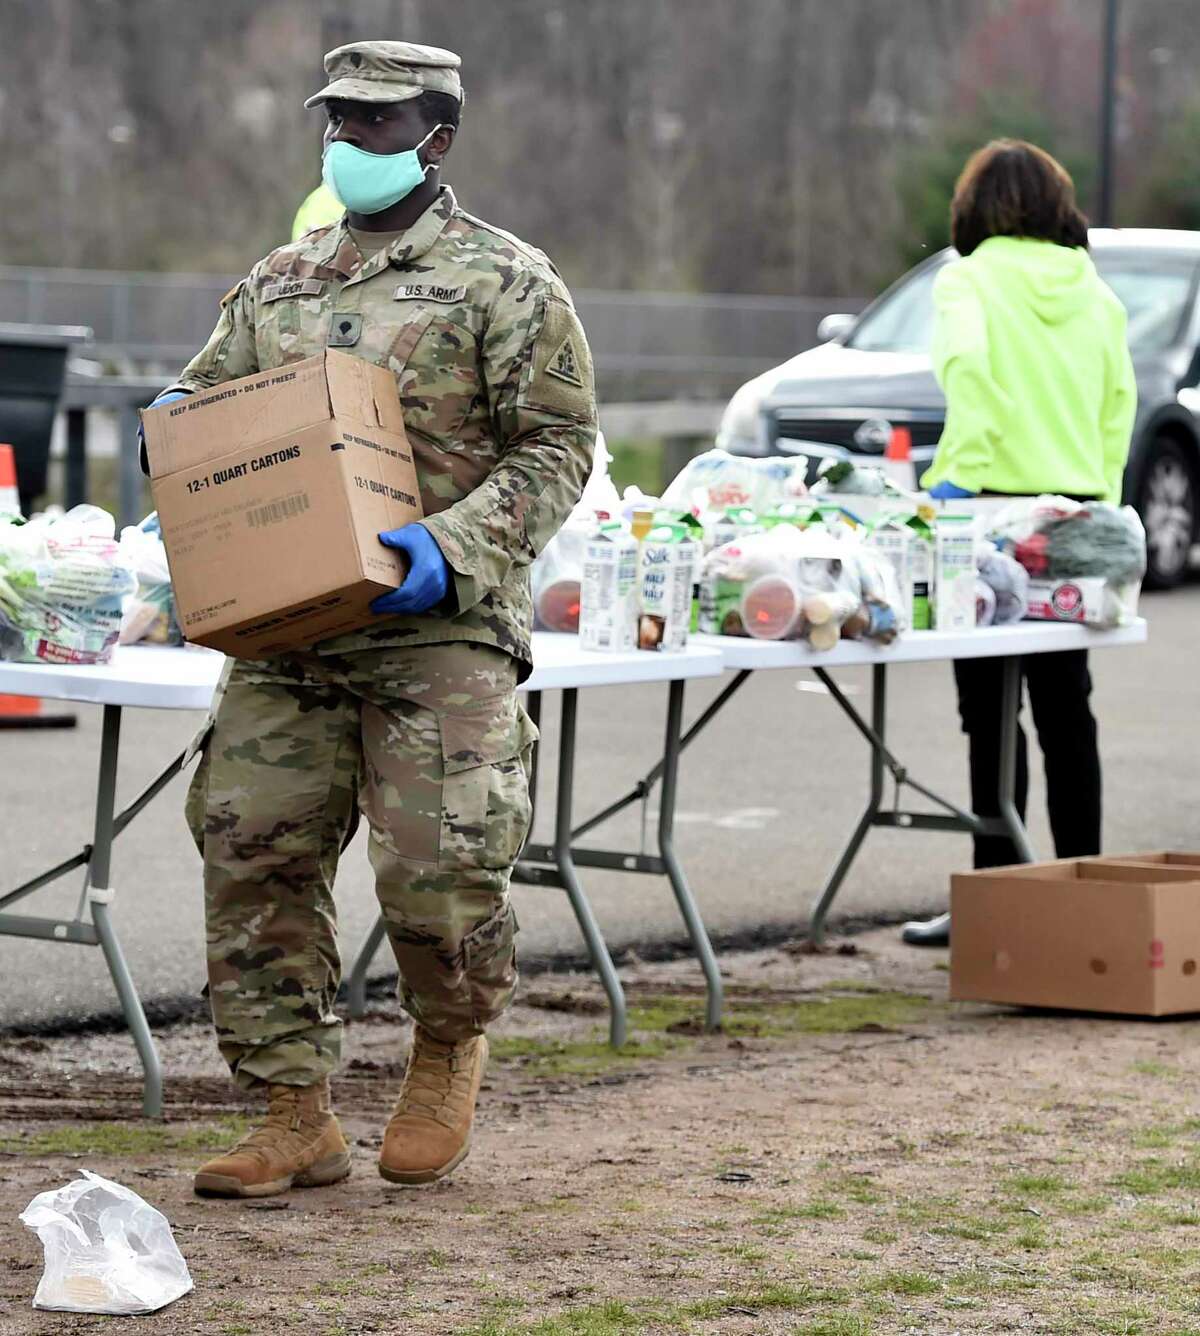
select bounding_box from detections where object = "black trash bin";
[0,323,91,514]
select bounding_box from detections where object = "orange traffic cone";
[0,444,76,728]
[883,425,915,490]
[0,443,18,517]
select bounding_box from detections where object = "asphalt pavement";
[1,580,1196,1031]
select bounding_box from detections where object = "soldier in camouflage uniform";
[160,41,596,1197]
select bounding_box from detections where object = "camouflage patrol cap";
[304,41,463,109]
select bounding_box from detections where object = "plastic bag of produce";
[661,448,808,517]
[20,1171,192,1315]
[700,525,900,647]
[985,497,1145,627]
[532,523,588,633]
[118,513,182,645]
[976,543,1029,626]
[0,506,135,664]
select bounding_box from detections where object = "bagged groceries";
[660,448,808,517]
[0,506,135,665]
[532,523,587,633]
[975,544,1029,626]
[984,497,1145,627]
[699,525,901,648]
[20,1172,192,1315]
[118,513,183,646]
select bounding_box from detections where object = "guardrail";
[1,266,864,399]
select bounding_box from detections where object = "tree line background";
[2,0,1199,297]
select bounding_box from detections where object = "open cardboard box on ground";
[950,852,1200,1016]
[141,351,422,658]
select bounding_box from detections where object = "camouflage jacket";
[171,186,597,675]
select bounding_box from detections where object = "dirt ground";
[3,929,1200,1336]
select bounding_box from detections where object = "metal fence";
[0,266,865,400]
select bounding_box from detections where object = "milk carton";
[907,514,935,630]
[934,515,976,632]
[865,515,915,632]
[579,523,639,652]
[638,521,699,652]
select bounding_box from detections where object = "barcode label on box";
[247,492,311,529]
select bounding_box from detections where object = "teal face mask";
[322,124,443,215]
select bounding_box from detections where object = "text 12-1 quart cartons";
[141,352,423,658]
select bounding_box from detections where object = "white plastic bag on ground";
[20,1171,193,1315]
[0,505,135,664]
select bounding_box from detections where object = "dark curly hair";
[414,90,461,133]
[950,139,1089,256]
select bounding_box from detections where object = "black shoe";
[901,912,950,947]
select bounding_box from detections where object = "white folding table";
[0,645,224,1118]
[346,634,728,1047]
[0,636,726,1115]
[690,620,1149,942]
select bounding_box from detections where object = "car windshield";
[845,249,1198,356]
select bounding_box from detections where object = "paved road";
[1,581,1195,1030]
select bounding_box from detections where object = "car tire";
[1136,437,1196,590]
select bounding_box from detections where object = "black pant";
[953,651,1101,869]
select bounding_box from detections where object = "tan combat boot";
[193,1080,351,1198]
[379,1029,488,1185]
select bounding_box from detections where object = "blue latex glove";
[928,480,978,500]
[137,389,191,473]
[370,523,451,616]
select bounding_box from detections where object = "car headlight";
[716,373,770,455]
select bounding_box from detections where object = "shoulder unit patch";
[545,334,584,387]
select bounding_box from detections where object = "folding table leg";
[808,664,888,947]
[347,916,388,1020]
[90,705,163,1118]
[996,656,1036,863]
[658,680,723,1031]
[555,689,627,1047]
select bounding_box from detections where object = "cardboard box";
[142,352,422,658]
[950,853,1200,1016]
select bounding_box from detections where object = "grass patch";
[1130,1059,1181,1080]
[792,1317,873,1335]
[629,989,931,1039]
[896,1193,959,1226]
[873,1270,940,1297]
[1007,1172,1067,1197]
[462,1301,642,1336]
[607,438,667,497]
[1114,1159,1200,1196]
[0,1116,252,1157]
[684,1283,845,1319]
[933,1213,1010,1242]
[488,1034,674,1076]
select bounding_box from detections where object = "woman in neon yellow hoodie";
[906,141,1137,947]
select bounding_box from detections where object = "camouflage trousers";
[185,641,536,1091]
